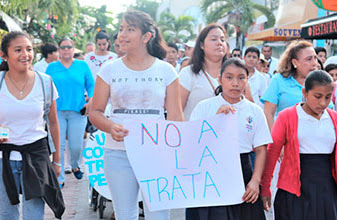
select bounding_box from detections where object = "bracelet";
[52,161,62,167]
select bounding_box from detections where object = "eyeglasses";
[60,45,73,50]
[232,54,241,58]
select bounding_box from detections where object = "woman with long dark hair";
[0,31,64,219]
[89,10,184,220]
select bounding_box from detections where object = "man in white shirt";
[244,46,267,108]
[33,43,59,73]
[166,43,180,72]
[261,44,279,75]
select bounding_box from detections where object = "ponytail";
[0,60,9,71]
[146,26,166,60]
[214,85,222,96]
[123,10,167,60]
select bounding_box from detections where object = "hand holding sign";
[124,114,245,211]
[109,122,129,142]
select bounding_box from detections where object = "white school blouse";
[190,94,272,153]
[296,104,336,154]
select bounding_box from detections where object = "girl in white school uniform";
[187,58,272,220]
[261,70,337,220]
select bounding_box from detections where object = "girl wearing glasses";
[46,37,95,188]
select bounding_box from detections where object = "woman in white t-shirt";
[0,32,63,219]
[187,58,272,220]
[89,10,184,220]
[85,30,117,80]
[179,24,227,121]
[180,24,254,121]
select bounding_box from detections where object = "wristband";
[53,161,62,167]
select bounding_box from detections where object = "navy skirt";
[186,153,266,220]
[274,154,337,220]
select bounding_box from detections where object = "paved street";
[44,167,185,220]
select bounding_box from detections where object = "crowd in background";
[0,8,337,220]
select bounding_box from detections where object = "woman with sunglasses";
[46,37,95,188]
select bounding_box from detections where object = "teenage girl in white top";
[89,10,184,220]
[0,31,62,220]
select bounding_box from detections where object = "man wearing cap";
[184,40,195,58]
[261,44,279,75]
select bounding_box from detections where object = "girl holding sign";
[188,58,272,220]
[89,10,184,220]
[261,70,337,220]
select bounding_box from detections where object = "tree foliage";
[1,0,78,43]
[158,12,195,43]
[129,0,160,20]
[201,0,275,34]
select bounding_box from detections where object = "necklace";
[7,72,30,98]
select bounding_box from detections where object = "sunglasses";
[232,54,241,58]
[60,45,73,50]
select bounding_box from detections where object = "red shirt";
[260,105,337,197]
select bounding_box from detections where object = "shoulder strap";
[0,71,6,91]
[203,71,216,92]
[36,71,53,120]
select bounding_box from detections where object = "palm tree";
[201,0,275,48]
[158,12,196,43]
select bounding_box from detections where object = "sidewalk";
[44,169,184,220]
[44,168,114,220]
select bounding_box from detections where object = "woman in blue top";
[261,40,318,130]
[46,37,95,188]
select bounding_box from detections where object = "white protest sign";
[83,131,112,200]
[124,114,245,211]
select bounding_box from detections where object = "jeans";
[104,149,170,220]
[0,159,45,220]
[57,110,86,183]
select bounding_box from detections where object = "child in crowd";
[256,56,271,86]
[325,63,337,82]
[186,58,272,220]
[261,70,337,220]
[325,64,337,110]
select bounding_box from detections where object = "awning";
[247,22,303,41]
[301,13,337,39]
[0,11,21,32]
[247,0,318,41]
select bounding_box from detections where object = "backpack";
[0,71,56,153]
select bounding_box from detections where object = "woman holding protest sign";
[187,58,272,220]
[89,9,184,220]
[0,31,64,220]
